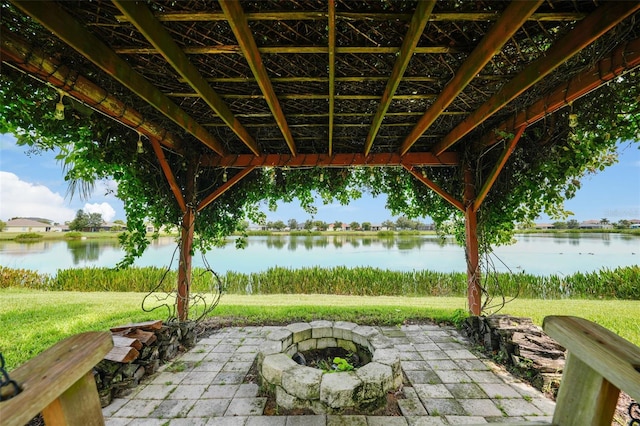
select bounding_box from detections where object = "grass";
[1,289,638,371]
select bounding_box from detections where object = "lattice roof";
[1,1,639,167]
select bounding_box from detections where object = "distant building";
[579,220,613,229]
[4,218,52,232]
[535,223,554,230]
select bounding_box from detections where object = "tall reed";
[1,265,637,300]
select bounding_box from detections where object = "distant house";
[579,220,613,229]
[370,224,388,231]
[4,218,52,232]
[535,223,554,230]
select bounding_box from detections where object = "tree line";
[258,216,431,231]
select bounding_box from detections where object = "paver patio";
[103,324,555,425]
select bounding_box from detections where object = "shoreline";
[1,228,638,242]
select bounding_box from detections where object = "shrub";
[14,232,42,241]
[64,231,83,239]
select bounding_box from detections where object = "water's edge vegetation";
[2,265,638,300]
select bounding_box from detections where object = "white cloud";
[83,202,116,222]
[0,171,75,223]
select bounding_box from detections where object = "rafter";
[112,0,260,156]
[477,37,640,150]
[432,1,640,155]
[473,125,526,212]
[219,0,296,156]
[328,0,336,156]
[168,93,439,100]
[114,45,458,55]
[364,0,436,156]
[183,76,508,84]
[0,30,182,152]
[402,164,464,212]
[201,152,457,168]
[197,166,256,211]
[10,0,226,156]
[115,11,586,23]
[399,1,542,155]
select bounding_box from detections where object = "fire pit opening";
[258,321,402,414]
[293,343,372,372]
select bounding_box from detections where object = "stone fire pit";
[258,321,402,413]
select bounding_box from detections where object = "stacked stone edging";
[258,321,402,413]
[462,314,566,396]
[95,321,196,407]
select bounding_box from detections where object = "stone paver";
[103,324,556,425]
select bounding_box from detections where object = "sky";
[1,132,639,225]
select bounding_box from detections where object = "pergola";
[1,1,639,320]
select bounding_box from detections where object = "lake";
[0,233,637,276]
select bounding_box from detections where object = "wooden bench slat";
[543,315,640,401]
[1,331,113,426]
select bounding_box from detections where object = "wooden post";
[464,164,482,315]
[552,353,620,425]
[41,370,105,426]
[177,160,196,321]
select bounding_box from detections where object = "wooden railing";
[0,332,113,426]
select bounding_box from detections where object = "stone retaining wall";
[462,315,565,396]
[95,321,196,407]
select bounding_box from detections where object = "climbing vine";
[1,68,638,269]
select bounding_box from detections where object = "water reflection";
[0,233,637,276]
[66,240,120,264]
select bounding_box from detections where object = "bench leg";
[42,371,105,426]
[553,353,620,426]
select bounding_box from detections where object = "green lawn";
[1,288,638,371]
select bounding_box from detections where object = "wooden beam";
[113,1,260,156]
[365,0,436,156]
[432,1,640,155]
[233,111,466,119]
[148,137,186,213]
[477,37,640,150]
[473,125,526,212]
[463,164,481,316]
[184,76,505,84]
[197,166,256,211]
[399,1,541,155]
[169,93,439,100]
[202,152,458,168]
[0,30,182,152]
[115,11,586,23]
[328,0,336,156]
[10,1,226,156]
[219,0,296,156]
[115,45,458,55]
[402,164,464,212]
